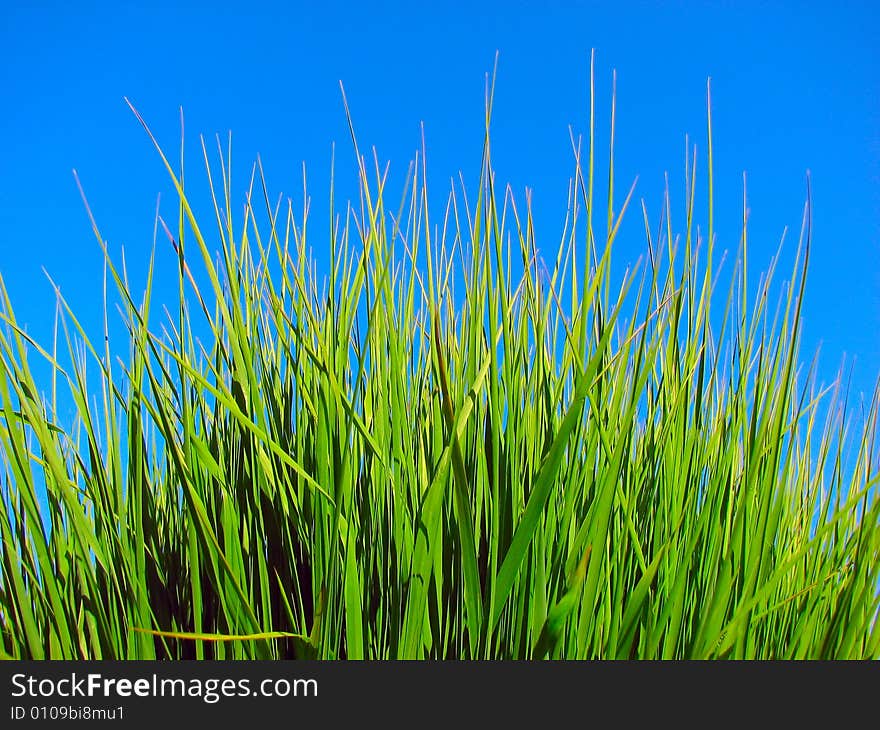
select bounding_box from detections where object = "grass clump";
[0,60,878,659]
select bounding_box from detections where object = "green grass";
[1,60,878,659]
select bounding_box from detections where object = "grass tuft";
[1,60,878,659]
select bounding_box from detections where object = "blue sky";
[1,1,878,408]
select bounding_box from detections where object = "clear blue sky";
[1,1,878,407]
